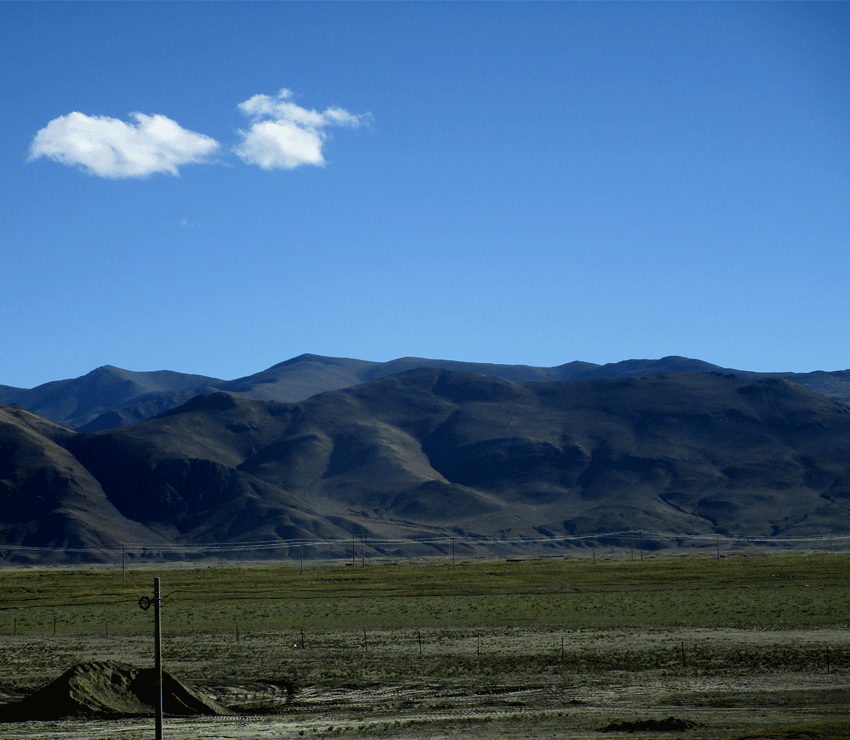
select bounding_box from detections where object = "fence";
[2,529,850,567]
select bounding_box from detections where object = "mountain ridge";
[3,354,849,432]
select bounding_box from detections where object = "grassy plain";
[2,552,848,635]
[0,552,849,740]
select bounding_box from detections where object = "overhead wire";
[1,529,849,555]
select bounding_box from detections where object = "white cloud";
[234,88,370,170]
[27,89,369,178]
[235,120,326,170]
[27,111,220,178]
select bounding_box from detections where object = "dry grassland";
[0,552,848,739]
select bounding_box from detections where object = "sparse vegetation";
[1,554,848,739]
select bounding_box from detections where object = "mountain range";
[3,353,850,432]
[2,354,850,563]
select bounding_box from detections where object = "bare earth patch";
[1,626,847,739]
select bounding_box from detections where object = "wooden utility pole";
[138,579,163,739]
[153,577,163,740]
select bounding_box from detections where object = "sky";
[2,2,849,389]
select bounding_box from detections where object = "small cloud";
[27,111,220,178]
[234,88,370,170]
[235,119,326,170]
[164,217,200,230]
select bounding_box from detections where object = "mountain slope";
[3,369,849,562]
[0,405,169,556]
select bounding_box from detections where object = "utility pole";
[154,577,163,740]
[139,578,163,740]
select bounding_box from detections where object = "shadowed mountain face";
[2,354,850,431]
[2,369,849,562]
[0,406,171,556]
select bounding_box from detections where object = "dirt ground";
[0,625,848,739]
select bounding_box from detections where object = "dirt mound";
[728,720,850,740]
[0,660,229,721]
[600,716,699,732]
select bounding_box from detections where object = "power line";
[1,529,848,555]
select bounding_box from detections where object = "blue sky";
[2,2,848,389]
